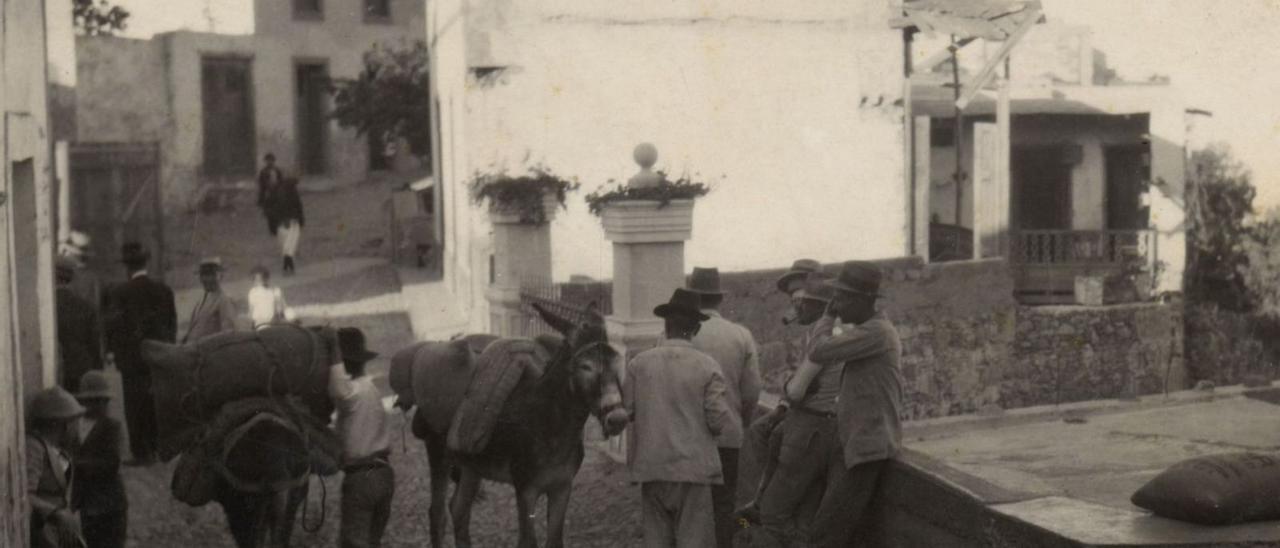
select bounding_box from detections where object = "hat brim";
[653,304,710,321]
[346,350,379,363]
[796,291,833,303]
[823,279,883,298]
[76,390,112,401]
[775,270,812,293]
[686,288,724,296]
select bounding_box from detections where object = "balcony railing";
[1014,229,1157,266]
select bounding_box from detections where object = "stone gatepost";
[597,144,699,460]
[486,192,558,337]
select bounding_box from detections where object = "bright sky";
[111,0,1280,209]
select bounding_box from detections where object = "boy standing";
[625,288,733,548]
[72,371,128,548]
[328,327,394,548]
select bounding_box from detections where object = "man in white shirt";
[328,327,394,548]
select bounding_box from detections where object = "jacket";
[809,313,905,468]
[258,173,305,235]
[72,418,127,516]
[57,287,103,392]
[104,273,177,377]
[27,434,74,548]
[182,290,238,343]
[690,311,761,448]
[624,339,732,485]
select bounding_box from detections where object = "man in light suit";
[182,257,238,344]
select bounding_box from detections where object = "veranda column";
[486,192,558,337]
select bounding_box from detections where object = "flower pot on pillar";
[600,198,696,357]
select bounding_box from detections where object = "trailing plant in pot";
[469,164,580,225]
[584,171,715,217]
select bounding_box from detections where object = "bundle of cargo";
[142,324,335,460]
[170,397,342,507]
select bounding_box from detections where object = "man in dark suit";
[104,243,176,465]
[56,256,103,393]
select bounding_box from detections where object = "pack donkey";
[395,303,629,548]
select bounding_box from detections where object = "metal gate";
[69,142,166,282]
[517,277,611,337]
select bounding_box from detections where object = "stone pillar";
[486,193,558,337]
[601,199,696,357]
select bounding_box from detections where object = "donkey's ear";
[582,301,604,326]
[532,302,576,336]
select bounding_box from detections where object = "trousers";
[277,220,301,258]
[341,464,395,548]
[738,409,787,509]
[641,481,715,548]
[758,412,836,539]
[120,373,156,461]
[712,447,740,548]
[810,458,888,547]
[82,510,127,548]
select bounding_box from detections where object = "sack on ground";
[447,338,548,454]
[1131,452,1280,525]
[147,325,332,458]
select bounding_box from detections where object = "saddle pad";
[446,338,548,454]
[171,450,219,507]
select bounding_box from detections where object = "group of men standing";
[625,260,905,548]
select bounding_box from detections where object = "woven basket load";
[446,338,549,454]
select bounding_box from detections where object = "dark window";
[296,62,330,175]
[930,123,955,148]
[365,0,391,20]
[201,57,256,177]
[294,0,323,19]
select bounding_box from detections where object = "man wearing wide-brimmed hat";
[737,274,842,542]
[686,266,761,548]
[805,261,904,548]
[327,326,395,548]
[56,256,103,393]
[26,386,87,548]
[104,242,176,465]
[624,288,733,548]
[777,259,822,376]
[72,371,128,548]
[182,257,238,343]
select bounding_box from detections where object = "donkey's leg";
[449,465,482,548]
[545,482,573,548]
[426,433,450,548]
[514,482,542,548]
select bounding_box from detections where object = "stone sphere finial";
[628,143,661,189]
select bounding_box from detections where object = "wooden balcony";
[1011,229,1157,304]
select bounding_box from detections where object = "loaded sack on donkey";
[389,333,561,454]
[142,325,343,506]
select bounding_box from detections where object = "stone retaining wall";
[561,257,1187,420]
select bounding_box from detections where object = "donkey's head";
[532,302,628,437]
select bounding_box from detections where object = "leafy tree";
[1186,145,1256,311]
[330,40,432,162]
[74,0,130,36]
[1243,209,1280,316]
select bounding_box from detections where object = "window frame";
[293,0,324,21]
[364,0,392,23]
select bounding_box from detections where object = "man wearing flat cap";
[687,267,761,548]
[104,242,176,465]
[806,261,904,547]
[182,258,238,343]
[624,288,733,548]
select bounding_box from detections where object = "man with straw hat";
[182,257,238,343]
[806,261,904,547]
[72,371,128,548]
[624,288,732,548]
[26,386,88,548]
[687,266,761,548]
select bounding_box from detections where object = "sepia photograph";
[3,0,1280,546]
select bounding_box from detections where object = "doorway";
[201,57,256,178]
[1011,146,1073,230]
[295,61,330,176]
[1105,144,1151,230]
